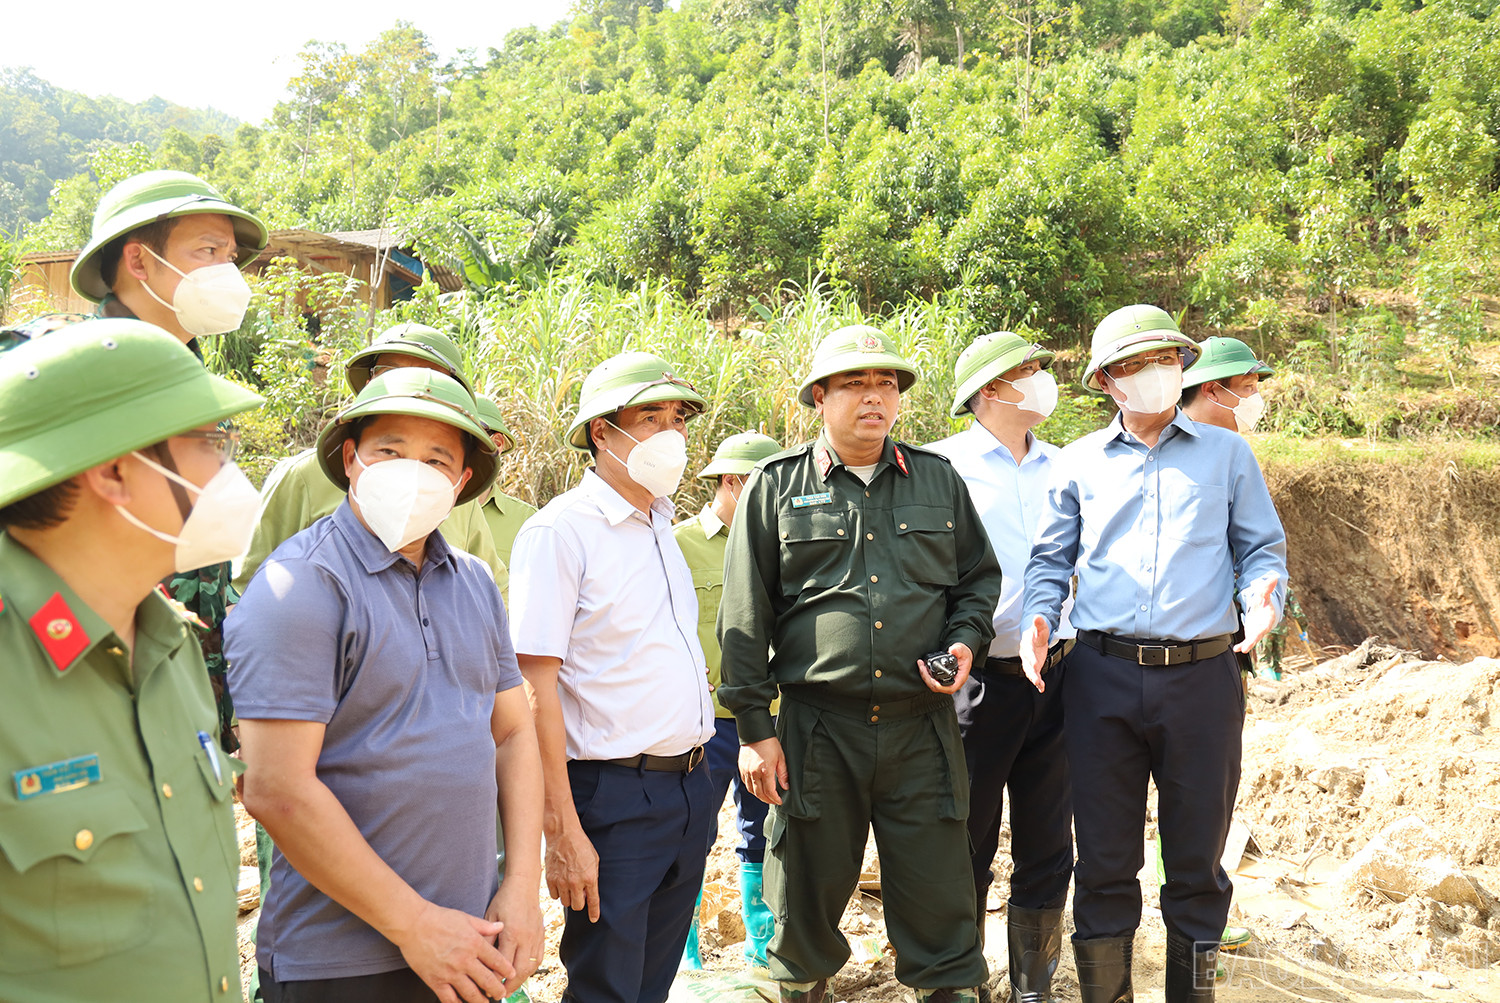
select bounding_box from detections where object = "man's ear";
[810,382,825,413]
[456,468,473,494]
[342,438,359,481]
[79,460,130,507]
[120,240,151,282]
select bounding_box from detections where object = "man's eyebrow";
[371,433,407,445]
[428,443,456,461]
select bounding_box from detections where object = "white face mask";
[114,453,260,572]
[606,424,688,498]
[140,245,252,337]
[1111,363,1183,414]
[996,370,1059,417]
[349,452,461,552]
[1209,387,1266,433]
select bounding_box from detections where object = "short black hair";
[0,478,80,531]
[1182,384,1205,406]
[98,217,182,291]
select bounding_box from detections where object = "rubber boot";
[740,862,775,968]
[1007,905,1063,1003]
[1073,937,1133,1003]
[779,979,828,1003]
[680,888,704,971]
[1165,933,1218,1003]
[915,989,980,1003]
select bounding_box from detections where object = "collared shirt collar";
[331,498,456,576]
[581,468,675,526]
[812,431,910,484]
[960,422,1044,467]
[1104,407,1201,449]
[697,504,727,539]
[0,531,184,677]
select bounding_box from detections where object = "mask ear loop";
[147,442,195,521]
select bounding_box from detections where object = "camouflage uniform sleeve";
[163,561,239,753]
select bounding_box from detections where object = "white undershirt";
[847,463,878,484]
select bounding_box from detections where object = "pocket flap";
[0,784,149,873]
[893,505,954,535]
[780,510,848,543]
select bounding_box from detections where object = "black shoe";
[1007,905,1064,1003]
[1073,937,1133,1003]
[1165,933,1218,1003]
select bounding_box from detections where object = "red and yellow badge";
[28,593,89,671]
[856,331,883,353]
[894,445,910,476]
[18,773,41,797]
[814,443,833,478]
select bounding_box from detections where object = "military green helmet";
[1081,305,1199,393]
[345,323,469,394]
[798,325,918,408]
[1180,337,1274,390]
[71,171,269,303]
[473,395,518,454]
[950,332,1055,418]
[698,431,782,479]
[565,351,707,451]
[316,369,497,505]
[0,319,263,509]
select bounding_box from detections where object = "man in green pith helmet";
[227,369,545,1002]
[235,322,505,594]
[472,395,539,572]
[1181,337,1274,435]
[0,318,264,1002]
[68,170,270,754]
[719,325,1003,1003]
[673,430,784,972]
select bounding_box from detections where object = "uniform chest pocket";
[894,505,958,587]
[777,509,851,596]
[1161,480,1229,548]
[691,569,724,627]
[0,783,154,972]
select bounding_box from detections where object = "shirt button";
[107,645,124,657]
[899,523,908,530]
[870,715,879,723]
[866,533,874,540]
[194,876,205,892]
[872,705,881,712]
[781,530,789,539]
[874,670,882,678]
[74,829,93,851]
[837,529,845,536]
[422,618,429,626]
[220,976,230,994]
[870,575,878,583]
[946,521,954,528]
[1141,605,1149,611]
[162,783,173,799]
[874,621,883,629]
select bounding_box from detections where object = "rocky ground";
[234,642,1500,1002]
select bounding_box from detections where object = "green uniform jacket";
[234,447,506,592]
[717,434,1002,744]
[0,534,242,1002]
[481,490,538,569]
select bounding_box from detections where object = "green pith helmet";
[473,395,518,454]
[345,323,469,394]
[1081,304,1200,393]
[798,325,918,408]
[699,431,782,479]
[0,319,264,509]
[950,332,1056,418]
[565,351,707,451]
[1181,336,1274,390]
[71,171,269,303]
[316,369,497,505]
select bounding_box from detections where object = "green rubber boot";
[681,888,704,970]
[740,862,775,968]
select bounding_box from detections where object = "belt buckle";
[686,746,705,773]
[1136,644,1169,666]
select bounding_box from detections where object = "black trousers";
[258,966,438,1003]
[953,659,1073,913]
[1064,641,1244,945]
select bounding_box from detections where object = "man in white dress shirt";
[927,333,1075,1003]
[509,352,718,1003]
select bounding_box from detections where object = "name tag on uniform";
[14,754,101,801]
[791,492,833,508]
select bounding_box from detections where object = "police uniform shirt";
[234,447,506,592]
[717,433,1003,744]
[926,423,1074,659]
[482,490,539,569]
[0,533,241,1002]
[508,469,715,760]
[1023,409,1288,641]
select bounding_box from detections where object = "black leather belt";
[985,639,1073,677]
[1077,630,1234,667]
[600,746,705,773]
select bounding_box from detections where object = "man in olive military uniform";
[673,430,784,971]
[719,326,1003,1003]
[68,170,269,754]
[473,395,538,571]
[235,323,504,593]
[0,318,263,1001]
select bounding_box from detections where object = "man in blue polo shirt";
[227,369,545,1003]
[1022,306,1286,1003]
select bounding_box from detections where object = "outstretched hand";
[1235,575,1281,652]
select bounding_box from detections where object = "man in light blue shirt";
[1021,306,1285,1003]
[927,333,1074,1003]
